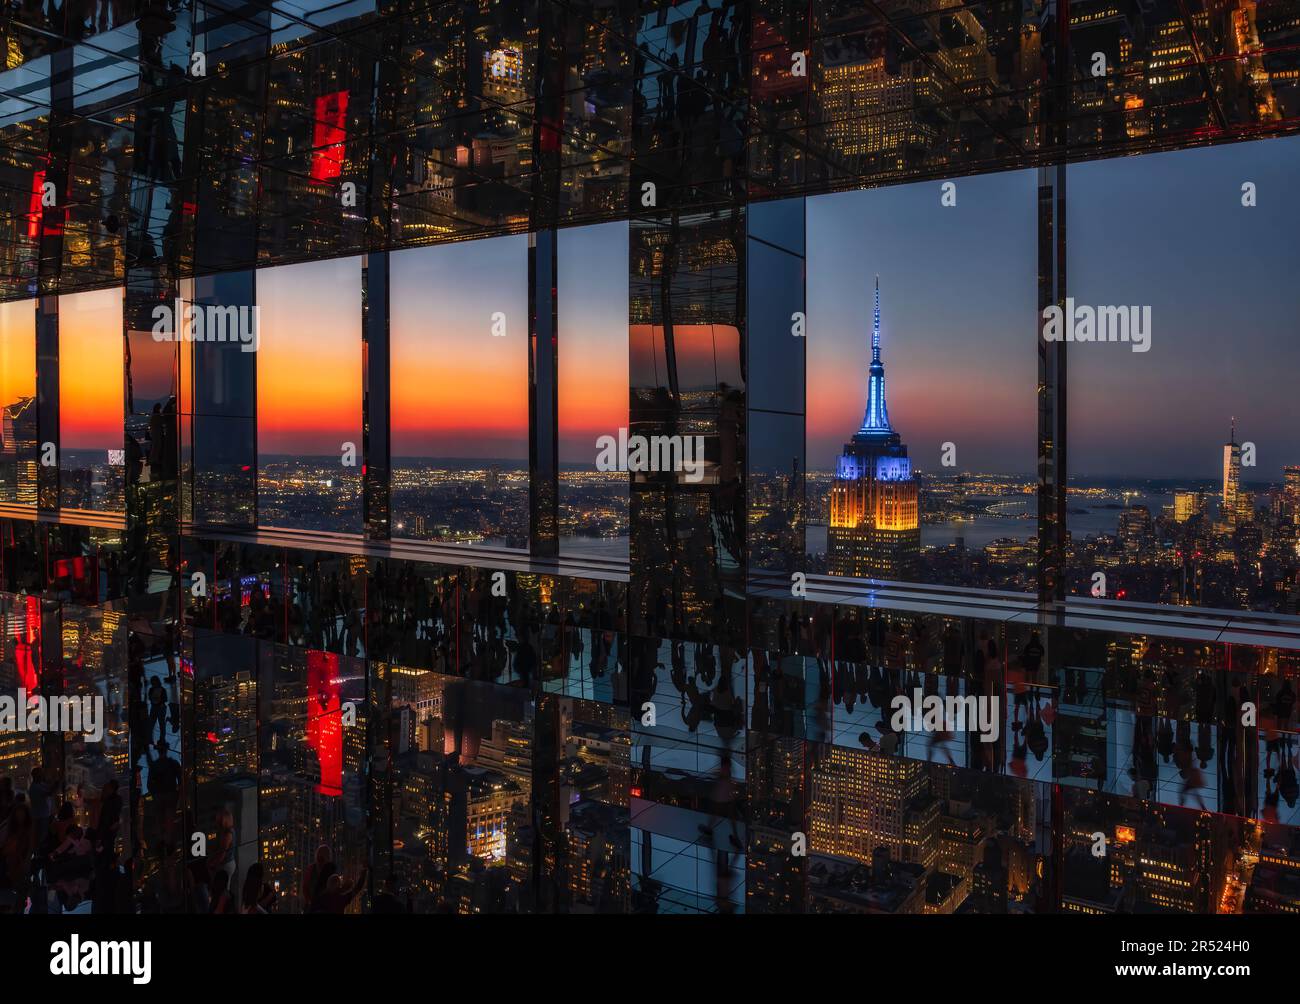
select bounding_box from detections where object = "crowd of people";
[0,768,127,914]
[0,769,398,914]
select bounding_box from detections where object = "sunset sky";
[631,322,744,398]
[391,236,529,462]
[558,221,628,465]
[0,299,35,409]
[1067,137,1300,480]
[18,135,1296,486]
[257,256,362,456]
[59,287,123,451]
[126,329,178,413]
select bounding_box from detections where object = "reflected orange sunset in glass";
[559,222,628,462]
[631,323,743,393]
[59,288,124,451]
[257,258,362,455]
[391,237,529,460]
[0,299,37,507]
[0,299,35,410]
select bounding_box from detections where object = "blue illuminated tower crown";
[835,275,907,482]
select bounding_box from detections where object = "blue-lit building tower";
[827,278,920,579]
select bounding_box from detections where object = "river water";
[806,489,1179,555]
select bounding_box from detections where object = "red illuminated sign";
[306,650,343,795]
[27,170,45,240]
[311,91,349,182]
[13,595,40,694]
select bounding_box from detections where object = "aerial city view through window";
[0,0,1296,981]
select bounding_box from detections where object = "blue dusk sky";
[806,134,1300,482]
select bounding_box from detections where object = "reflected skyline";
[60,288,124,512]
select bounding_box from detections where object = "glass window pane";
[257,257,363,532]
[806,171,1037,591]
[59,287,124,513]
[559,221,629,562]
[1067,138,1300,614]
[0,299,37,505]
[391,236,528,548]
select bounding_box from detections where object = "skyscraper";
[1285,465,1300,525]
[1,395,36,504]
[1223,418,1241,526]
[827,278,920,579]
[1117,504,1154,557]
[810,745,935,866]
[1173,490,1203,523]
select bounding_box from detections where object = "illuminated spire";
[872,273,881,361]
[859,275,892,435]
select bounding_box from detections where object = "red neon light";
[311,91,349,182]
[13,595,40,693]
[539,114,561,154]
[27,170,45,240]
[306,650,343,795]
[54,556,86,579]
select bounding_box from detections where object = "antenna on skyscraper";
[872,274,881,361]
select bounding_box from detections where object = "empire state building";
[826,278,920,579]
